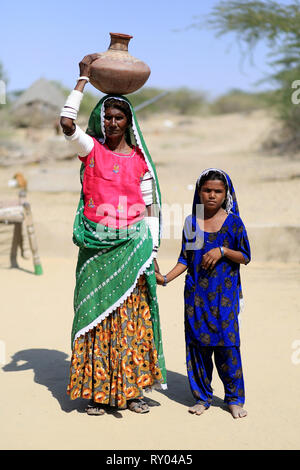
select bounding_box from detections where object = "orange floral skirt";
[67,275,163,409]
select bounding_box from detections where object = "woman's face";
[198,179,226,211]
[104,106,129,138]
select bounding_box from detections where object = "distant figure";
[156,169,251,419]
[8,173,27,192]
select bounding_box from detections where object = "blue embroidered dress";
[178,169,251,407]
[178,212,251,348]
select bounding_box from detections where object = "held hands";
[201,247,223,270]
[155,272,165,285]
[155,262,187,286]
[155,249,223,284]
[154,259,165,285]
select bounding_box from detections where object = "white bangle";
[78,76,90,82]
[60,89,84,120]
[60,109,77,120]
[145,216,159,249]
[64,90,83,111]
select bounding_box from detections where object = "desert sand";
[0,110,300,450]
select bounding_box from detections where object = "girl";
[156,169,251,419]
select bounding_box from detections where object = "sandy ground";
[0,110,300,450]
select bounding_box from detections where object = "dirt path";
[1,110,300,449]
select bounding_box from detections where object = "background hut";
[11,78,65,128]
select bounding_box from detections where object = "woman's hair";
[197,170,228,209]
[104,98,132,127]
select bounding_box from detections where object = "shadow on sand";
[154,369,227,412]
[2,348,86,413]
[3,348,226,415]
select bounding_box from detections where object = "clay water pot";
[89,33,151,95]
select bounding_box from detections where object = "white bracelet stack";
[145,216,159,256]
[78,76,90,82]
[60,89,84,121]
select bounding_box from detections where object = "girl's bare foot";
[228,404,247,419]
[188,404,207,415]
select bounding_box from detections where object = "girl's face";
[104,107,129,138]
[198,179,226,211]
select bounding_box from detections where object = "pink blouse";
[79,139,149,228]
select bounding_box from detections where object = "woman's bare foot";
[188,403,207,415]
[228,404,247,419]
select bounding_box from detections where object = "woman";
[60,54,167,415]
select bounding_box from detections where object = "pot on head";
[89,33,151,95]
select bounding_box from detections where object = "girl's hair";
[197,170,228,209]
[104,98,132,127]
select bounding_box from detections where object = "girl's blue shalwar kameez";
[178,170,251,408]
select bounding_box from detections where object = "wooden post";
[21,222,31,259]
[0,207,24,269]
[0,191,42,275]
[10,222,22,268]
[22,201,43,275]
[18,190,30,259]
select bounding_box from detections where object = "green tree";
[210,88,271,114]
[129,87,208,116]
[193,0,300,151]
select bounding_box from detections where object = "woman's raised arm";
[60,54,100,135]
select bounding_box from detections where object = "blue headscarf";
[184,169,240,246]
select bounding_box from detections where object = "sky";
[0,0,292,98]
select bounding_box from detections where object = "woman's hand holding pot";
[79,53,101,79]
